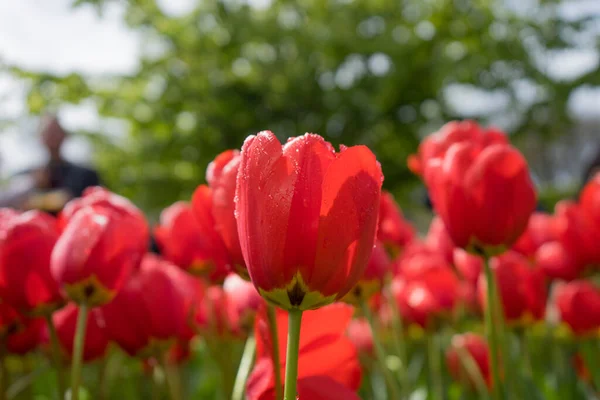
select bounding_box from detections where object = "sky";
[0,0,599,176]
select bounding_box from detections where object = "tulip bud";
[393,252,460,329]
[0,210,63,315]
[53,304,108,362]
[478,252,547,326]
[555,281,600,337]
[378,192,415,256]
[101,254,197,356]
[206,150,247,276]
[223,273,264,332]
[155,200,231,283]
[59,187,149,259]
[408,120,507,177]
[423,125,536,255]
[446,333,491,389]
[236,131,382,311]
[52,206,144,306]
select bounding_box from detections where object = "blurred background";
[1,0,599,221]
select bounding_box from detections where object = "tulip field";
[1,120,600,400]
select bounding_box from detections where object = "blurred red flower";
[551,201,600,279]
[446,333,491,389]
[346,318,373,356]
[51,205,145,307]
[408,120,507,177]
[223,273,264,332]
[194,284,242,338]
[0,302,23,339]
[7,317,44,355]
[236,131,382,310]
[53,303,108,362]
[536,241,579,281]
[206,150,247,276]
[393,253,460,328]
[378,192,415,256]
[246,303,361,400]
[58,187,149,259]
[156,199,230,283]
[478,252,547,325]
[101,254,197,356]
[512,212,557,258]
[555,281,600,337]
[0,210,63,315]
[424,136,536,254]
[343,241,392,304]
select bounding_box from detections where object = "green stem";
[455,346,490,398]
[283,310,303,400]
[232,332,257,400]
[427,334,444,400]
[361,300,401,400]
[70,303,89,400]
[483,257,502,400]
[151,363,162,400]
[97,354,108,400]
[385,286,411,398]
[519,332,532,379]
[162,352,183,400]
[266,304,283,400]
[44,312,66,398]
[581,339,600,391]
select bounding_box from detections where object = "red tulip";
[343,242,391,304]
[236,131,383,310]
[446,333,491,388]
[478,252,546,325]
[512,212,557,258]
[536,241,579,281]
[555,281,600,336]
[246,304,361,400]
[101,254,197,356]
[393,253,460,328]
[580,172,600,222]
[53,303,108,362]
[194,285,242,338]
[346,318,373,356]
[58,187,149,259]
[0,210,63,315]
[453,249,482,286]
[206,150,247,276]
[51,206,144,306]
[378,192,415,255]
[7,317,44,355]
[408,120,508,177]
[424,139,536,254]
[223,273,264,331]
[424,216,455,263]
[0,302,22,339]
[552,201,600,278]
[156,199,230,283]
[453,249,483,313]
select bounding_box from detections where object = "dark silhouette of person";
[18,114,101,213]
[40,115,100,197]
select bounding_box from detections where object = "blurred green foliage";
[7,0,600,216]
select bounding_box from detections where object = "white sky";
[0,0,599,175]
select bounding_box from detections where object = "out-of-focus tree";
[6,0,600,216]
